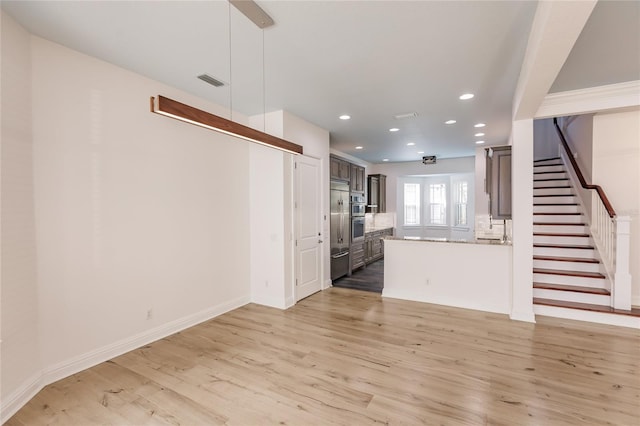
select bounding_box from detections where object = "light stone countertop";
[386,236,511,246]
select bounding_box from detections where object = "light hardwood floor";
[6,288,640,425]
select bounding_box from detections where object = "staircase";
[531,157,639,327]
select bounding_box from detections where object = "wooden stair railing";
[553,118,615,218]
[550,118,632,311]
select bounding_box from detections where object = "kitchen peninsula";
[383,237,512,314]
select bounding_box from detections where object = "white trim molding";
[536,80,640,119]
[0,373,44,425]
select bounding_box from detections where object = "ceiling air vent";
[394,112,418,119]
[197,74,225,87]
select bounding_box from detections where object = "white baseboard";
[510,310,537,323]
[534,305,640,329]
[323,279,332,290]
[250,294,289,310]
[1,372,44,424]
[382,289,510,316]
[1,295,250,423]
[284,296,295,309]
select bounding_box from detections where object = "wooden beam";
[150,95,303,155]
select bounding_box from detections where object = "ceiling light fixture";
[389,128,399,132]
[417,151,425,154]
[474,123,486,128]
[355,146,363,150]
[383,159,389,162]
[475,132,485,137]
[476,140,485,144]
[445,120,456,125]
[407,142,415,146]
[339,115,351,120]
[150,95,303,155]
[459,93,474,100]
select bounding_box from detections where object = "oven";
[352,216,365,242]
[351,194,366,217]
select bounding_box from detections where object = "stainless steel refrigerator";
[330,180,350,280]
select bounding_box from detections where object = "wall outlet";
[425,278,431,286]
[265,280,269,288]
[146,309,153,320]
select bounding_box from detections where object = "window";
[404,183,421,225]
[453,181,468,226]
[428,183,447,225]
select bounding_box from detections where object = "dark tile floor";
[332,259,384,293]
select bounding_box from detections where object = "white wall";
[249,144,287,308]
[533,118,560,160]
[0,10,41,414]
[592,109,640,304]
[283,112,331,289]
[247,110,330,304]
[383,240,512,314]
[369,157,475,215]
[510,119,535,323]
[0,32,264,420]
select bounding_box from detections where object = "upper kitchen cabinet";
[350,164,365,193]
[485,146,511,219]
[367,174,386,213]
[330,155,351,181]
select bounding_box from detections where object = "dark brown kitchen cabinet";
[350,164,365,193]
[330,155,351,181]
[364,228,393,265]
[367,174,386,213]
[350,241,365,270]
[485,146,511,219]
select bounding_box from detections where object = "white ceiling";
[2,1,637,163]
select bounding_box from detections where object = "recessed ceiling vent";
[197,74,225,87]
[394,112,418,119]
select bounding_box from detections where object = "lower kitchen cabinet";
[351,241,365,270]
[364,228,394,265]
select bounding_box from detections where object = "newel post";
[613,216,632,311]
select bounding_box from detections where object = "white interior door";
[295,155,322,301]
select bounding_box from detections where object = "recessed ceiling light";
[417,151,425,154]
[445,119,457,125]
[459,93,474,100]
[389,128,399,132]
[355,146,363,150]
[475,132,485,137]
[339,115,351,120]
[474,123,486,128]
[407,142,415,146]
[476,140,485,144]
[382,159,389,162]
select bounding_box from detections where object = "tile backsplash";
[365,212,396,231]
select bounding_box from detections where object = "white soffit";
[536,80,640,119]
